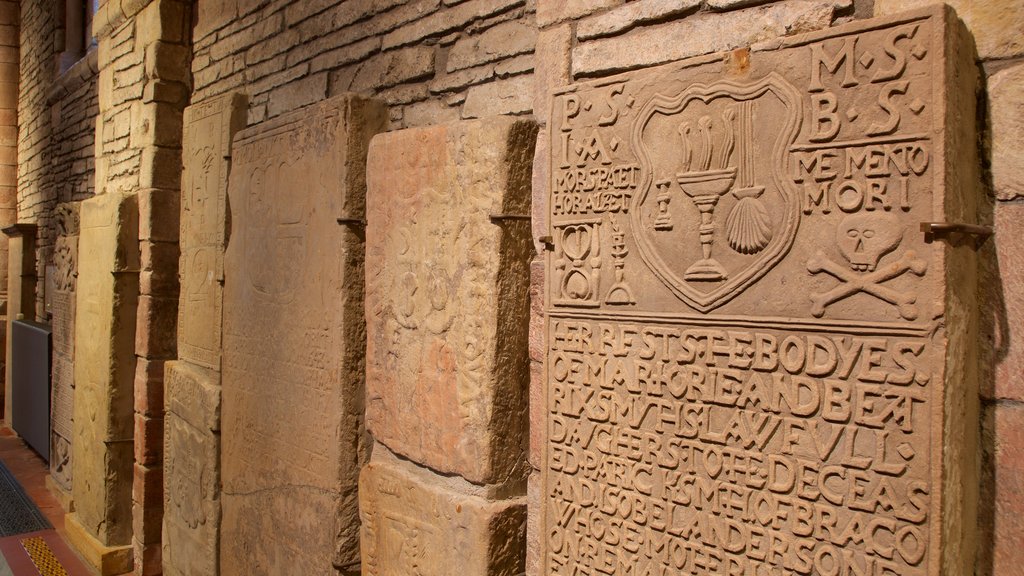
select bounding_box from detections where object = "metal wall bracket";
[488,213,531,222]
[336,217,366,227]
[920,222,992,249]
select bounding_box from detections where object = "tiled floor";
[0,428,92,576]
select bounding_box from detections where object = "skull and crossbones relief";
[807,213,927,320]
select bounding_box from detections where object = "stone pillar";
[66,192,138,575]
[2,223,36,423]
[219,94,386,576]
[162,92,245,576]
[362,117,537,575]
[535,7,979,576]
[0,0,18,416]
[79,1,192,574]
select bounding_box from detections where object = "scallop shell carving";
[726,196,772,254]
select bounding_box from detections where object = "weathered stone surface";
[988,62,1024,200]
[533,24,571,128]
[50,202,80,492]
[177,93,246,371]
[876,0,1024,60]
[359,452,527,576]
[220,94,386,574]
[982,202,1024,401]
[543,7,979,575]
[70,192,139,552]
[365,117,537,484]
[162,364,221,576]
[447,19,537,72]
[572,0,849,76]
[536,0,625,28]
[982,403,1024,576]
[462,74,533,118]
[576,0,702,41]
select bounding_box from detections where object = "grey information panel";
[12,319,52,462]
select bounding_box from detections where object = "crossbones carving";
[807,250,927,319]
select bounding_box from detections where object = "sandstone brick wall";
[0,0,16,309]
[16,0,98,320]
[191,0,538,127]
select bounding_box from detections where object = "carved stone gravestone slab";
[50,201,80,493]
[68,192,138,572]
[163,92,246,576]
[177,93,247,371]
[541,7,979,576]
[220,94,386,575]
[365,117,537,485]
[360,453,527,576]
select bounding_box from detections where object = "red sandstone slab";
[540,7,980,576]
[365,117,538,485]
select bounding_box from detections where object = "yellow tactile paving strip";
[19,537,68,576]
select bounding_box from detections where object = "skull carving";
[837,213,902,272]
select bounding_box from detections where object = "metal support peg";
[920,221,993,248]
[488,213,531,222]
[336,217,366,227]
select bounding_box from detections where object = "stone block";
[988,62,1024,200]
[533,25,571,127]
[266,73,328,118]
[133,413,164,466]
[577,0,701,40]
[360,455,527,576]
[64,513,134,576]
[982,403,1024,575]
[135,294,178,360]
[982,202,1024,401]
[365,117,537,484]
[350,46,436,92]
[220,94,387,574]
[541,7,980,575]
[133,358,165,416]
[462,74,533,118]
[536,0,625,27]
[72,191,139,548]
[382,0,521,49]
[876,0,1024,60]
[162,361,221,576]
[137,188,180,242]
[178,92,247,371]
[572,0,848,76]
[140,145,182,190]
[447,19,537,72]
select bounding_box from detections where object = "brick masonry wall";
[191,0,538,128]
[16,0,99,320]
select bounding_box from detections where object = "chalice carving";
[669,111,738,281]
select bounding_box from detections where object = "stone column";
[219,94,386,576]
[162,92,245,576]
[0,0,18,417]
[362,117,537,575]
[2,223,36,423]
[72,1,192,574]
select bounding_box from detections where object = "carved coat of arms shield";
[629,73,803,311]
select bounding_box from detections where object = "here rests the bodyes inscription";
[544,8,974,576]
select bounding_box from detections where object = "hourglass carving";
[553,220,602,307]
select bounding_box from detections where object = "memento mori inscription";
[220,94,386,574]
[543,8,978,575]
